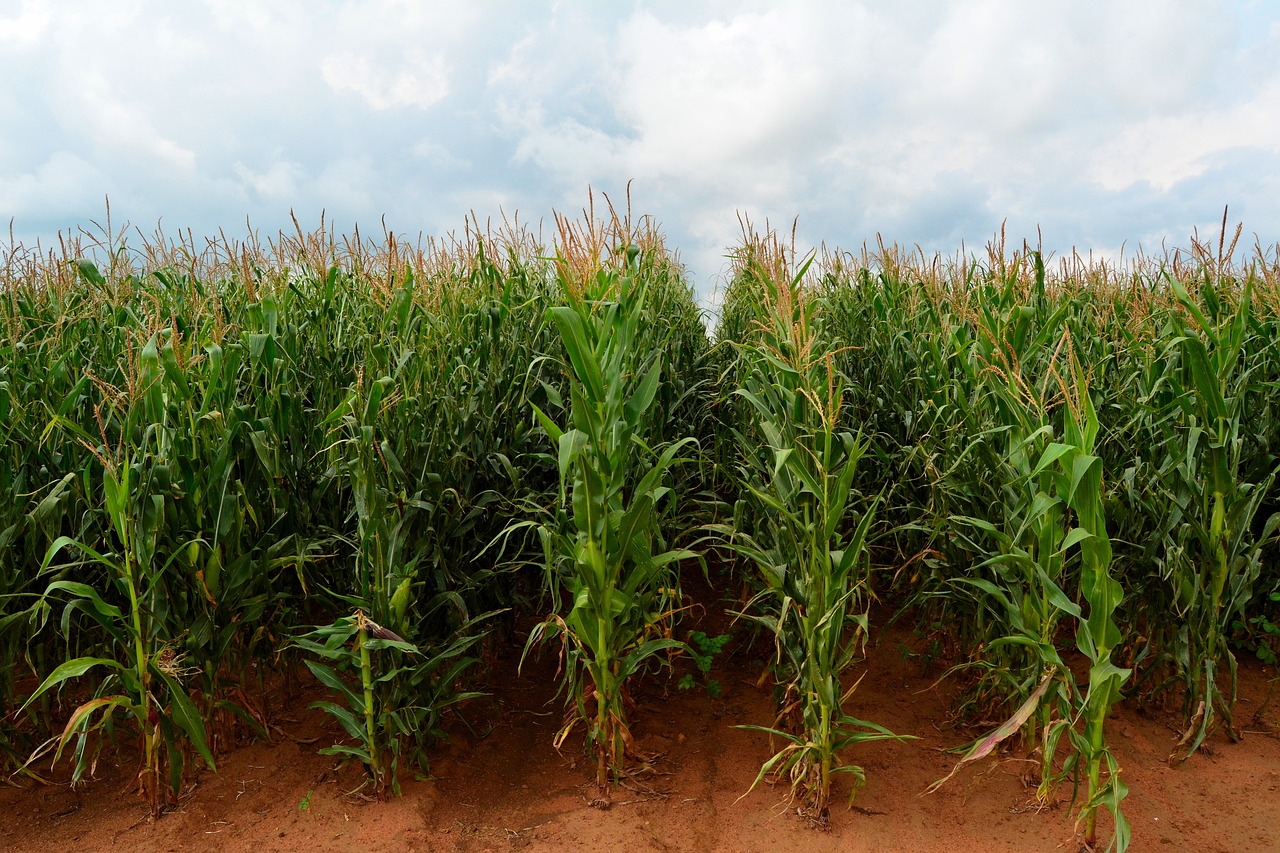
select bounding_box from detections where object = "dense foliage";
[2,210,1276,852]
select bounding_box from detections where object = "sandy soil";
[2,596,1278,853]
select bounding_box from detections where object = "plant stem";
[356,619,379,792]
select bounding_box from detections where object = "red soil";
[2,605,1278,853]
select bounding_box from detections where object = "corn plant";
[522,245,694,799]
[914,258,1130,850]
[718,248,904,822]
[934,377,1130,850]
[1155,274,1280,759]
[951,275,1080,753]
[939,349,1131,850]
[1060,374,1130,852]
[19,334,217,813]
[294,603,491,797]
[144,298,313,752]
[301,337,496,796]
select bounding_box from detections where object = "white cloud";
[412,140,470,171]
[72,73,200,175]
[0,0,51,45]
[1092,74,1280,192]
[0,151,106,214]
[321,50,450,111]
[313,156,379,212]
[234,159,305,201]
[612,10,854,175]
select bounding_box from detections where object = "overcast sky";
[2,0,1278,303]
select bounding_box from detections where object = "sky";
[2,0,1278,304]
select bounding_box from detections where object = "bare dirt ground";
[3,594,1278,853]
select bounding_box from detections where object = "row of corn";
[1,209,1276,852]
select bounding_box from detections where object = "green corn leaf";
[1031,442,1076,479]
[547,305,605,402]
[304,659,362,709]
[624,361,661,427]
[19,657,125,714]
[155,669,216,770]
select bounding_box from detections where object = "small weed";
[1234,589,1280,666]
[678,631,732,699]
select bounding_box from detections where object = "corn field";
[2,206,1278,853]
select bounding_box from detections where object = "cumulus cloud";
[234,159,305,201]
[1092,74,1280,192]
[1,0,1278,303]
[0,151,108,216]
[321,50,450,111]
[0,0,51,45]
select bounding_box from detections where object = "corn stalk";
[719,248,905,823]
[522,246,694,799]
[1158,275,1279,760]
